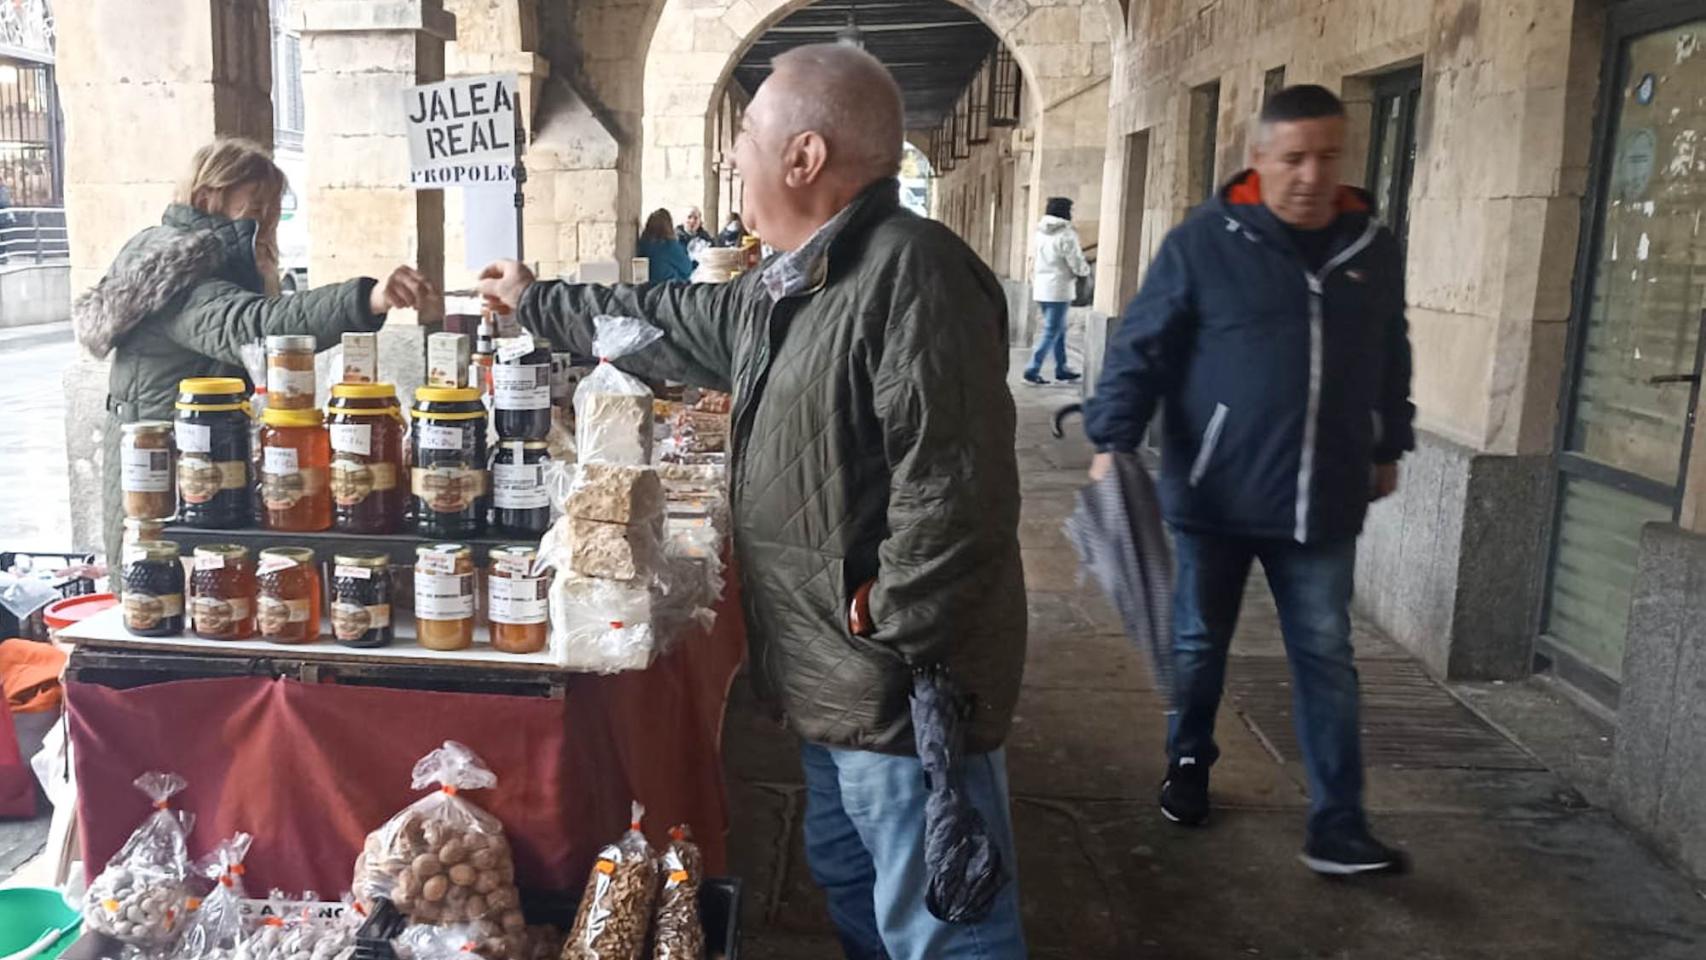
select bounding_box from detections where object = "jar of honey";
[257,547,321,644]
[492,336,553,440]
[414,543,475,651]
[487,545,549,654]
[331,551,393,648]
[175,378,251,529]
[120,421,176,520]
[266,335,318,410]
[190,544,256,640]
[411,387,489,538]
[490,440,552,537]
[260,406,332,531]
[328,383,407,534]
[121,541,185,637]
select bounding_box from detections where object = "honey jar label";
[493,460,549,509]
[334,564,373,580]
[267,368,316,401]
[192,596,252,633]
[174,421,212,454]
[179,457,246,503]
[332,601,391,639]
[417,424,468,451]
[124,592,183,631]
[415,547,461,575]
[412,465,487,513]
[332,458,397,504]
[492,364,551,411]
[263,466,324,511]
[121,447,172,493]
[415,573,476,619]
[258,596,312,635]
[488,576,548,625]
[330,423,372,456]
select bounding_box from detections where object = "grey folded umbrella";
[911,665,1007,924]
[1063,450,1177,710]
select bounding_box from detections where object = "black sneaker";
[1022,372,1049,386]
[1056,370,1083,383]
[1159,758,1210,826]
[1300,824,1410,877]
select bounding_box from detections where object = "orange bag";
[0,637,64,713]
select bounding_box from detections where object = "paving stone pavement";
[722,349,1706,959]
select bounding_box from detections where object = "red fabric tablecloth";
[67,599,746,895]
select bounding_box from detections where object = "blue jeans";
[1025,301,1070,377]
[800,743,1028,960]
[1167,530,1364,835]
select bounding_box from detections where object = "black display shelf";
[160,525,544,566]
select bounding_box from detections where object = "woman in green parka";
[73,138,435,573]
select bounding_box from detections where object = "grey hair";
[768,44,904,181]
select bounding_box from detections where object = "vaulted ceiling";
[731,0,999,128]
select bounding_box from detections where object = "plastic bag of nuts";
[396,920,562,960]
[562,802,659,960]
[82,771,197,949]
[647,826,704,960]
[179,832,254,960]
[234,890,363,960]
[351,741,524,935]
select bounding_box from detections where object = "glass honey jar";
[190,544,256,640]
[257,547,321,644]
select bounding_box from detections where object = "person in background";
[718,211,749,247]
[638,208,696,282]
[1023,196,1090,386]
[1085,85,1416,876]
[73,137,433,576]
[479,42,1027,960]
[677,206,714,249]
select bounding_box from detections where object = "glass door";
[1543,3,1706,700]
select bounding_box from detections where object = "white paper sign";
[404,74,520,188]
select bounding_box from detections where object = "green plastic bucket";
[0,887,81,960]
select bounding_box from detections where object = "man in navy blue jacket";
[1086,85,1416,875]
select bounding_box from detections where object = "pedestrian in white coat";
[1024,196,1092,385]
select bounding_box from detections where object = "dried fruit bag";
[574,317,664,466]
[352,741,525,934]
[180,832,254,960]
[563,803,659,960]
[83,771,196,948]
[648,826,705,960]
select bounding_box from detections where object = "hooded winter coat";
[1031,215,1090,303]
[74,204,384,571]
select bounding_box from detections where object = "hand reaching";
[476,259,537,316]
[369,265,436,316]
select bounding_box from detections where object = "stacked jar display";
[489,333,554,537]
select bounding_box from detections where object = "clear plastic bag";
[179,832,253,960]
[564,803,659,960]
[83,771,196,948]
[351,742,524,933]
[648,826,704,960]
[574,317,663,466]
[234,891,355,960]
[547,573,659,674]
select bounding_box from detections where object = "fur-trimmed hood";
[73,205,261,359]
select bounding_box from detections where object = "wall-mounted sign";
[404,73,519,188]
[1614,128,1657,201]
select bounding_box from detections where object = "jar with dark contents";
[328,383,406,534]
[492,336,553,440]
[190,544,256,640]
[174,378,251,529]
[411,387,489,538]
[119,421,176,520]
[121,541,185,637]
[414,543,476,651]
[257,547,321,644]
[331,552,393,648]
[488,545,549,654]
[490,440,552,537]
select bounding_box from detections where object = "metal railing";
[0,205,67,265]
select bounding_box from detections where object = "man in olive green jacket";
[480,44,1027,960]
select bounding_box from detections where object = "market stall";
[53,314,743,958]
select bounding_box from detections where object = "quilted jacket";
[517,180,1027,755]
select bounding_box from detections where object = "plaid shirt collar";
[760,202,858,302]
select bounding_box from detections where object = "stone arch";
[639,0,1119,241]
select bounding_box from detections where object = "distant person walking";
[1023,196,1090,386]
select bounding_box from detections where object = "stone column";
[297,0,455,397]
[56,0,275,552]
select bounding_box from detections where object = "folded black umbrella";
[911,665,1007,924]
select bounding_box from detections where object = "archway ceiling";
[731,0,999,128]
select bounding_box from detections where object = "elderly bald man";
[479,44,1028,960]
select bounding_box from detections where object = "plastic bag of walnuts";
[234,891,357,960]
[351,741,525,935]
[562,802,659,960]
[82,771,197,949]
[179,832,254,960]
[648,826,704,960]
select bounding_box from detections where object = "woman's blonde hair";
[176,138,287,295]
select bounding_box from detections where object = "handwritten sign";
[404,73,519,188]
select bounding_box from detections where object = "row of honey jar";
[121,377,554,539]
[120,541,551,654]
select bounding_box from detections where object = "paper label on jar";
[418,424,468,451]
[330,423,372,456]
[267,367,316,401]
[263,466,324,511]
[264,447,299,474]
[332,601,391,640]
[488,575,549,624]
[493,460,549,509]
[124,592,183,631]
[332,458,397,505]
[175,421,212,454]
[495,334,535,363]
[334,564,373,580]
[256,553,302,576]
[258,596,312,635]
[492,556,534,579]
[194,552,227,571]
[179,456,247,503]
[411,465,486,513]
[192,596,252,633]
[415,572,475,619]
[121,447,173,493]
[492,364,551,411]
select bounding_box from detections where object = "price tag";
[495,333,535,363]
[175,422,212,454]
[330,423,372,456]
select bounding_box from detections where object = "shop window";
[1190,81,1221,203]
[1366,66,1422,256]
